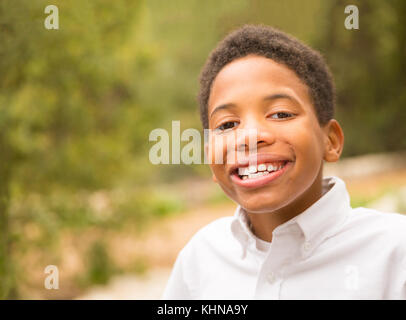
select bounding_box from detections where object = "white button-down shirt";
[162,176,406,299]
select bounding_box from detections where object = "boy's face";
[207,55,341,214]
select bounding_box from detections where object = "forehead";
[208,55,312,112]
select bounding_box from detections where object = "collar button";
[303,241,311,252]
[266,271,276,284]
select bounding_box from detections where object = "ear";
[204,142,218,183]
[322,119,344,162]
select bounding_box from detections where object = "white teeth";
[248,165,257,173]
[258,164,267,171]
[238,167,249,175]
[267,164,276,172]
[248,171,268,179]
[238,162,287,179]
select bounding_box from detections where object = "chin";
[238,197,286,214]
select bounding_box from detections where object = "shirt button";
[267,271,276,284]
[303,241,311,252]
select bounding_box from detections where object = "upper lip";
[228,153,294,175]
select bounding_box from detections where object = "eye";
[269,112,294,119]
[216,121,239,132]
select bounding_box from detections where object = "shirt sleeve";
[390,227,406,300]
[400,254,406,299]
[161,248,193,299]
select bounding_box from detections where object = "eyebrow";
[264,93,297,103]
[209,103,236,119]
[209,93,299,119]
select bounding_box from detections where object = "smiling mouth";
[230,160,292,188]
[232,160,288,180]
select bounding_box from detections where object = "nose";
[236,119,276,153]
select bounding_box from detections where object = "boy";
[162,25,406,299]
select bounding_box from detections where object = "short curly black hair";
[197,24,335,129]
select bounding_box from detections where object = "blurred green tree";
[319,0,406,156]
[0,0,146,298]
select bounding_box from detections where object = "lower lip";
[230,161,293,189]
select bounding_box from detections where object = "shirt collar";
[231,176,351,258]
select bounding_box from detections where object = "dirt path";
[76,202,234,299]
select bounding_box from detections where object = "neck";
[247,171,324,243]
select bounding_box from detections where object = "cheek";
[207,133,238,164]
[280,120,325,182]
[283,119,324,156]
[210,164,231,189]
[297,145,323,182]
[210,164,238,199]
[210,164,224,176]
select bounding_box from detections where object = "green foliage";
[80,241,117,286]
[0,0,150,298]
[133,257,148,276]
[319,0,406,156]
[1,0,148,192]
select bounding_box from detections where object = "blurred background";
[0,0,405,299]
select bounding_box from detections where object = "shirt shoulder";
[346,207,406,253]
[349,207,406,231]
[184,215,235,246]
[179,215,239,258]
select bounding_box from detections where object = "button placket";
[301,240,312,259]
[267,271,276,284]
[303,241,311,252]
